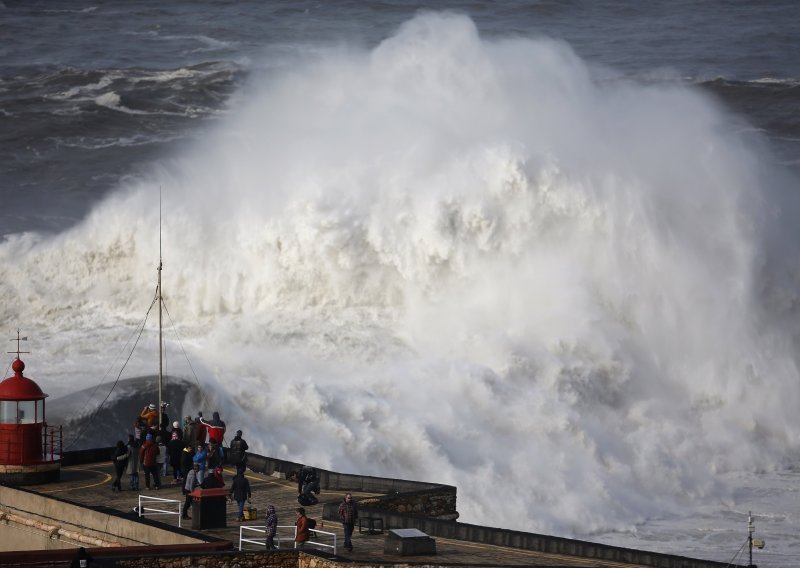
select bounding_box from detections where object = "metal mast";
[158,190,163,426]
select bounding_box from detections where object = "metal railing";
[303,526,337,554]
[239,524,293,551]
[43,425,62,462]
[137,495,183,528]
[238,524,336,554]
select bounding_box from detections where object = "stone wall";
[111,550,429,568]
[321,487,458,524]
[114,550,298,568]
[353,487,458,520]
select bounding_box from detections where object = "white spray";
[1,12,799,538]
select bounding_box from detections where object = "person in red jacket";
[295,507,310,549]
[138,433,161,490]
[200,411,226,444]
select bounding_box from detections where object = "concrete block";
[384,528,436,556]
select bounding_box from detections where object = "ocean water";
[2,1,800,565]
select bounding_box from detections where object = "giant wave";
[2,12,800,546]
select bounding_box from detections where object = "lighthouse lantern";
[0,357,61,484]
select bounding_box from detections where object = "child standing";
[264,504,278,550]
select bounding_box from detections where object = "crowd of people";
[111,403,360,551]
[112,405,250,519]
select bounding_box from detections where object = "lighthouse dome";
[0,359,48,401]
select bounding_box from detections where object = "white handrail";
[239,524,337,553]
[301,527,337,554]
[239,524,296,551]
[137,494,183,528]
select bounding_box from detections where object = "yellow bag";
[243,506,258,521]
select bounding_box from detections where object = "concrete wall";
[0,521,79,551]
[0,485,203,549]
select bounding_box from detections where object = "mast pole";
[747,511,754,568]
[158,189,163,428]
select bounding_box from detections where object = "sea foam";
[1,12,799,539]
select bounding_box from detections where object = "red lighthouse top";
[0,359,48,401]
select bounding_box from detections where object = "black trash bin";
[191,487,228,529]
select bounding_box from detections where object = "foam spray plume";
[1,12,799,539]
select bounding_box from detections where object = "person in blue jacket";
[193,442,208,484]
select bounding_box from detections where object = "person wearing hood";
[264,504,278,550]
[200,410,226,444]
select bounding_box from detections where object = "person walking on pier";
[264,504,278,550]
[229,471,252,521]
[338,492,358,552]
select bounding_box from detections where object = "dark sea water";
[1,0,798,236]
[2,2,800,566]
